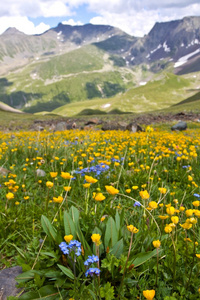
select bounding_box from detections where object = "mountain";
[0,16,200,114]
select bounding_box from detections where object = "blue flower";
[59,242,69,255]
[59,240,82,256]
[194,193,200,198]
[84,255,99,266]
[85,267,100,277]
[134,201,141,207]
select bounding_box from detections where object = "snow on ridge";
[139,81,147,86]
[57,31,62,36]
[163,41,170,52]
[150,44,162,54]
[174,48,200,68]
[102,103,111,108]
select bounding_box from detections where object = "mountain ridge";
[0,16,200,115]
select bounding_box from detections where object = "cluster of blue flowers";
[84,255,99,266]
[85,267,100,277]
[182,165,191,169]
[74,163,110,177]
[59,240,100,277]
[59,240,81,256]
[84,255,100,277]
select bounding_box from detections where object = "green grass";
[52,72,194,116]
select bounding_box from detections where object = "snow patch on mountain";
[174,48,200,68]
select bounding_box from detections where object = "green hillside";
[0,45,139,113]
[52,73,192,116]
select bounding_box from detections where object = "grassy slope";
[1,45,137,113]
[52,72,192,116]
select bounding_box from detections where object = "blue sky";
[0,0,200,37]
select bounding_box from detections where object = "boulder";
[126,122,143,132]
[36,169,46,177]
[54,122,67,131]
[171,121,187,131]
[0,266,22,300]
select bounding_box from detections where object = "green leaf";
[57,264,74,280]
[69,205,80,224]
[15,270,35,283]
[115,210,120,232]
[41,215,59,243]
[109,238,123,258]
[132,249,162,267]
[63,211,76,238]
[76,223,92,255]
[40,251,59,259]
[100,282,115,300]
[105,217,118,249]
[19,285,59,300]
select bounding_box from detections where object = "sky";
[0,0,200,37]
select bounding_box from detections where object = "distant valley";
[0,16,200,116]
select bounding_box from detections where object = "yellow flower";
[188,175,193,181]
[64,186,71,192]
[64,235,73,243]
[164,225,172,233]
[46,181,54,188]
[193,201,200,207]
[127,225,139,234]
[139,190,150,200]
[6,192,14,200]
[53,196,63,203]
[171,216,179,224]
[61,172,73,179]
[126,189,131,194]
[158,215,169,220]
[179,206,185,211]
[85,175,98,184]
[196,254,200,259]
[166,206,175,215]
[180,223,192,230]
[101,216,106,222]
[50,172,58,178]
[185,209,194,217]
[153,240,161,248]
[83,183,91,188]
[143,289,155,300]
[149,201,158,209]
[91,233,101,245]
[15,201,20,205]
[93,192,106,201]
[158,187,167,194]
[132,186,138,190]
[105,185,119,195]
[24,196,30,200]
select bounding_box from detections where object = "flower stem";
[118,231,133,297]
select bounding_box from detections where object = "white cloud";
[0,16,50,35]
[90,3,200,36]
[0,0,200,36]
[62,19,83,26]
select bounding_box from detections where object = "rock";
[54,122,67,131]
[0,266,22,300]
[66,122,76,130]
[84,118,101,126]
[171,121,187,131]
[0,167,10,176]
[101,122,125,131]
[126,122,143,132]
[36,169,46,177]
